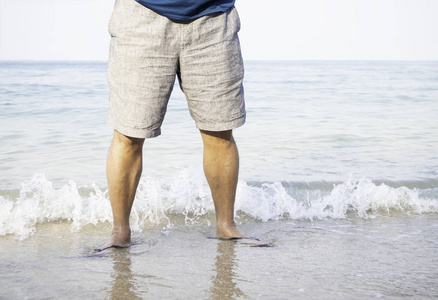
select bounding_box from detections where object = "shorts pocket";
[231,6,241,32]
[108,0,122,36]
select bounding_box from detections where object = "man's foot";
[107,225,132,247]
[212,223,273,247]
[215,222,244,239]
[90,226,131,254]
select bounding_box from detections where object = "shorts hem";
[106,118,161,139]
[196,116,245,132]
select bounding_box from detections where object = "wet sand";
[1,215,437,299]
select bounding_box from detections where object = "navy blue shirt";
[136,0,235,21]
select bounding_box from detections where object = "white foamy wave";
[236,178,438,221]
[1,171,437,239]
[0,173,112,239]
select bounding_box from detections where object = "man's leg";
[106,130,145,247]
[200,129,243,238]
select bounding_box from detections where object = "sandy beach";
[1,214,437,299]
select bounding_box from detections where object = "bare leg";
[105,130,145,247]
[200,129,243,238]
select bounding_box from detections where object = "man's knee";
[200,130,237,151]
[113,130,145,151]
[200,129,233,141]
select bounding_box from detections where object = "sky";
[0,0,437,61]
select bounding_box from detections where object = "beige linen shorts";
[106,0,246,138]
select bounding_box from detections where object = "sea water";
[0,61,437,299]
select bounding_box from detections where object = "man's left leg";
[200,129,243,238]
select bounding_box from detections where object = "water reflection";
[209,240,245,299]
[107,251,142,300]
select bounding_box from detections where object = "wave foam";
[1,171,437,239]
[237,178,438,221]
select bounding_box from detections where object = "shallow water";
[1,61,438,188]
[1,60,438,298]
[1,215,437,299]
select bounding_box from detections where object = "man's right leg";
[106,130,145,247]
[104,0,181,250]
